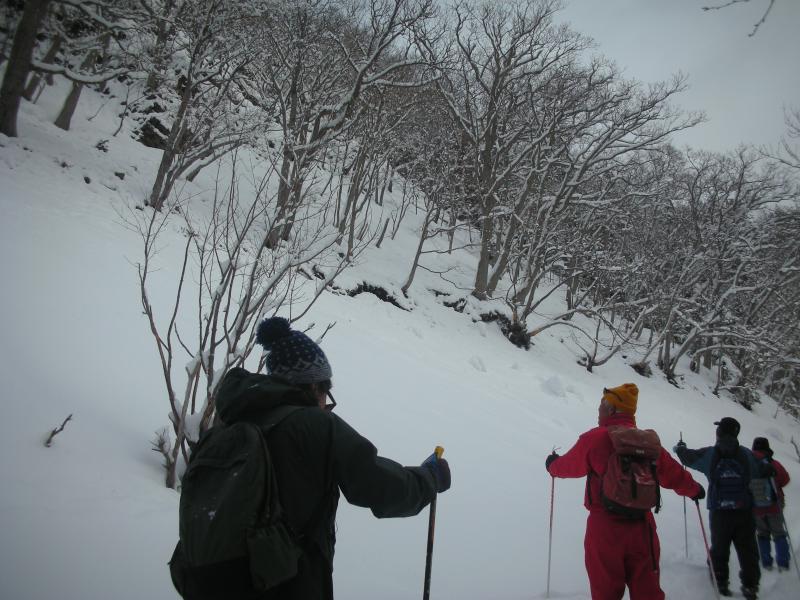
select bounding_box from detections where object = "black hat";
[752,437,773,457]
[714,417,740,437]
[256,317,332,385]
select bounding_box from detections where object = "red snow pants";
[584,511,663,600]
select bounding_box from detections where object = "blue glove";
[546,451,560,470]
[673,441,687,453]
[422,453,451,493]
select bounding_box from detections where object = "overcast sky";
[555,0,800,152]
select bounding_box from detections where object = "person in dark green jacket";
[190,316,451,600]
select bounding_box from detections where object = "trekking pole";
[546,475,555,598]
[695,500,720,599]
[423,446,444,600]
[681,432,688,560]
[771,477,800,579]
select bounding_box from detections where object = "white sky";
[557,0,800,152]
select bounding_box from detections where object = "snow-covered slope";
[1,81,798,600]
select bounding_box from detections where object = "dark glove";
[545,451,560,470]
[691,484,706,502]
[422,455,451,493]
[673,441,687,453]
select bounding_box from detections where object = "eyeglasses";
[324,391,337,412]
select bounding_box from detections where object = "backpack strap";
[226,405,305,533]
[738,446,751,482]
[258,404,335,549]
[652,462,662,514]
[710,446,721,476]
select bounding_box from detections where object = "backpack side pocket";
[246,522,303,591]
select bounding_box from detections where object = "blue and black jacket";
[675,436,764,511]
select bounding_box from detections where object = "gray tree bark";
[0,0,51,137]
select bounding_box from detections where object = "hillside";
[1,72,799,600]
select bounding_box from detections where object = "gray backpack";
[749,478,775,507]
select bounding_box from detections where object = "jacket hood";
[215,367,316,424]
[600,412,636,428]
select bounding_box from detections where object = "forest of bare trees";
[2,0,798,486]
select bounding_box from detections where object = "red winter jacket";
[752,450,790,515]
[547,412,701,512]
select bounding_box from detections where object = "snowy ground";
[1,82,798,600]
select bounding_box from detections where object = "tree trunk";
[376,217,390,249]
[146,0,176,93]
[703,343,713,369]
[266,152,295,247]
[447,209,456,253]
[23,35,61,102]
[662,328,673,379]
[338,148,367,237]
[565,255,579,310]
[0,0,51,137]
[55,44,102,132]
[472,204,495,299]
[54,82,82,130]
[149,81,192,210]
[402,209,437,295]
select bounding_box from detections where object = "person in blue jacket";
[674,417,773,600]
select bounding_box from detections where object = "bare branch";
[44,414,73,447]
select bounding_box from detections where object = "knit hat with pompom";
[256,317,332,385]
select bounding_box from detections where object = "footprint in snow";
[469,355,487,373]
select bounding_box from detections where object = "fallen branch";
[151,428,177,489]
[44,414,73,447]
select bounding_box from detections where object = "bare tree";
[702,0,776,37]
[765,106,800,172]
[135,149,362,488]
[246,0,438,246]
[431,0,586,299]
[146,0,264,210]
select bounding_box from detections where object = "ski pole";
[771,477,800,579]
[423,446,444,600]
[546,475,555,598]
[681,432,688,560]
[695,500,720,599]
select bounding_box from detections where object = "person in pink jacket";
[545,383,704,600]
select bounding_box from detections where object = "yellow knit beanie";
[603,383,638,414]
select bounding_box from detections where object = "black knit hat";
[714,417,740,438]
[256,317,332,385]
[752,437,773,457]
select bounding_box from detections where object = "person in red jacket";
[751,437,791,571]
[545,383,705,600]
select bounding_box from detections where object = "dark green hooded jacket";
[212,367,437,599]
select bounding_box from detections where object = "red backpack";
[600,427,662,518]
